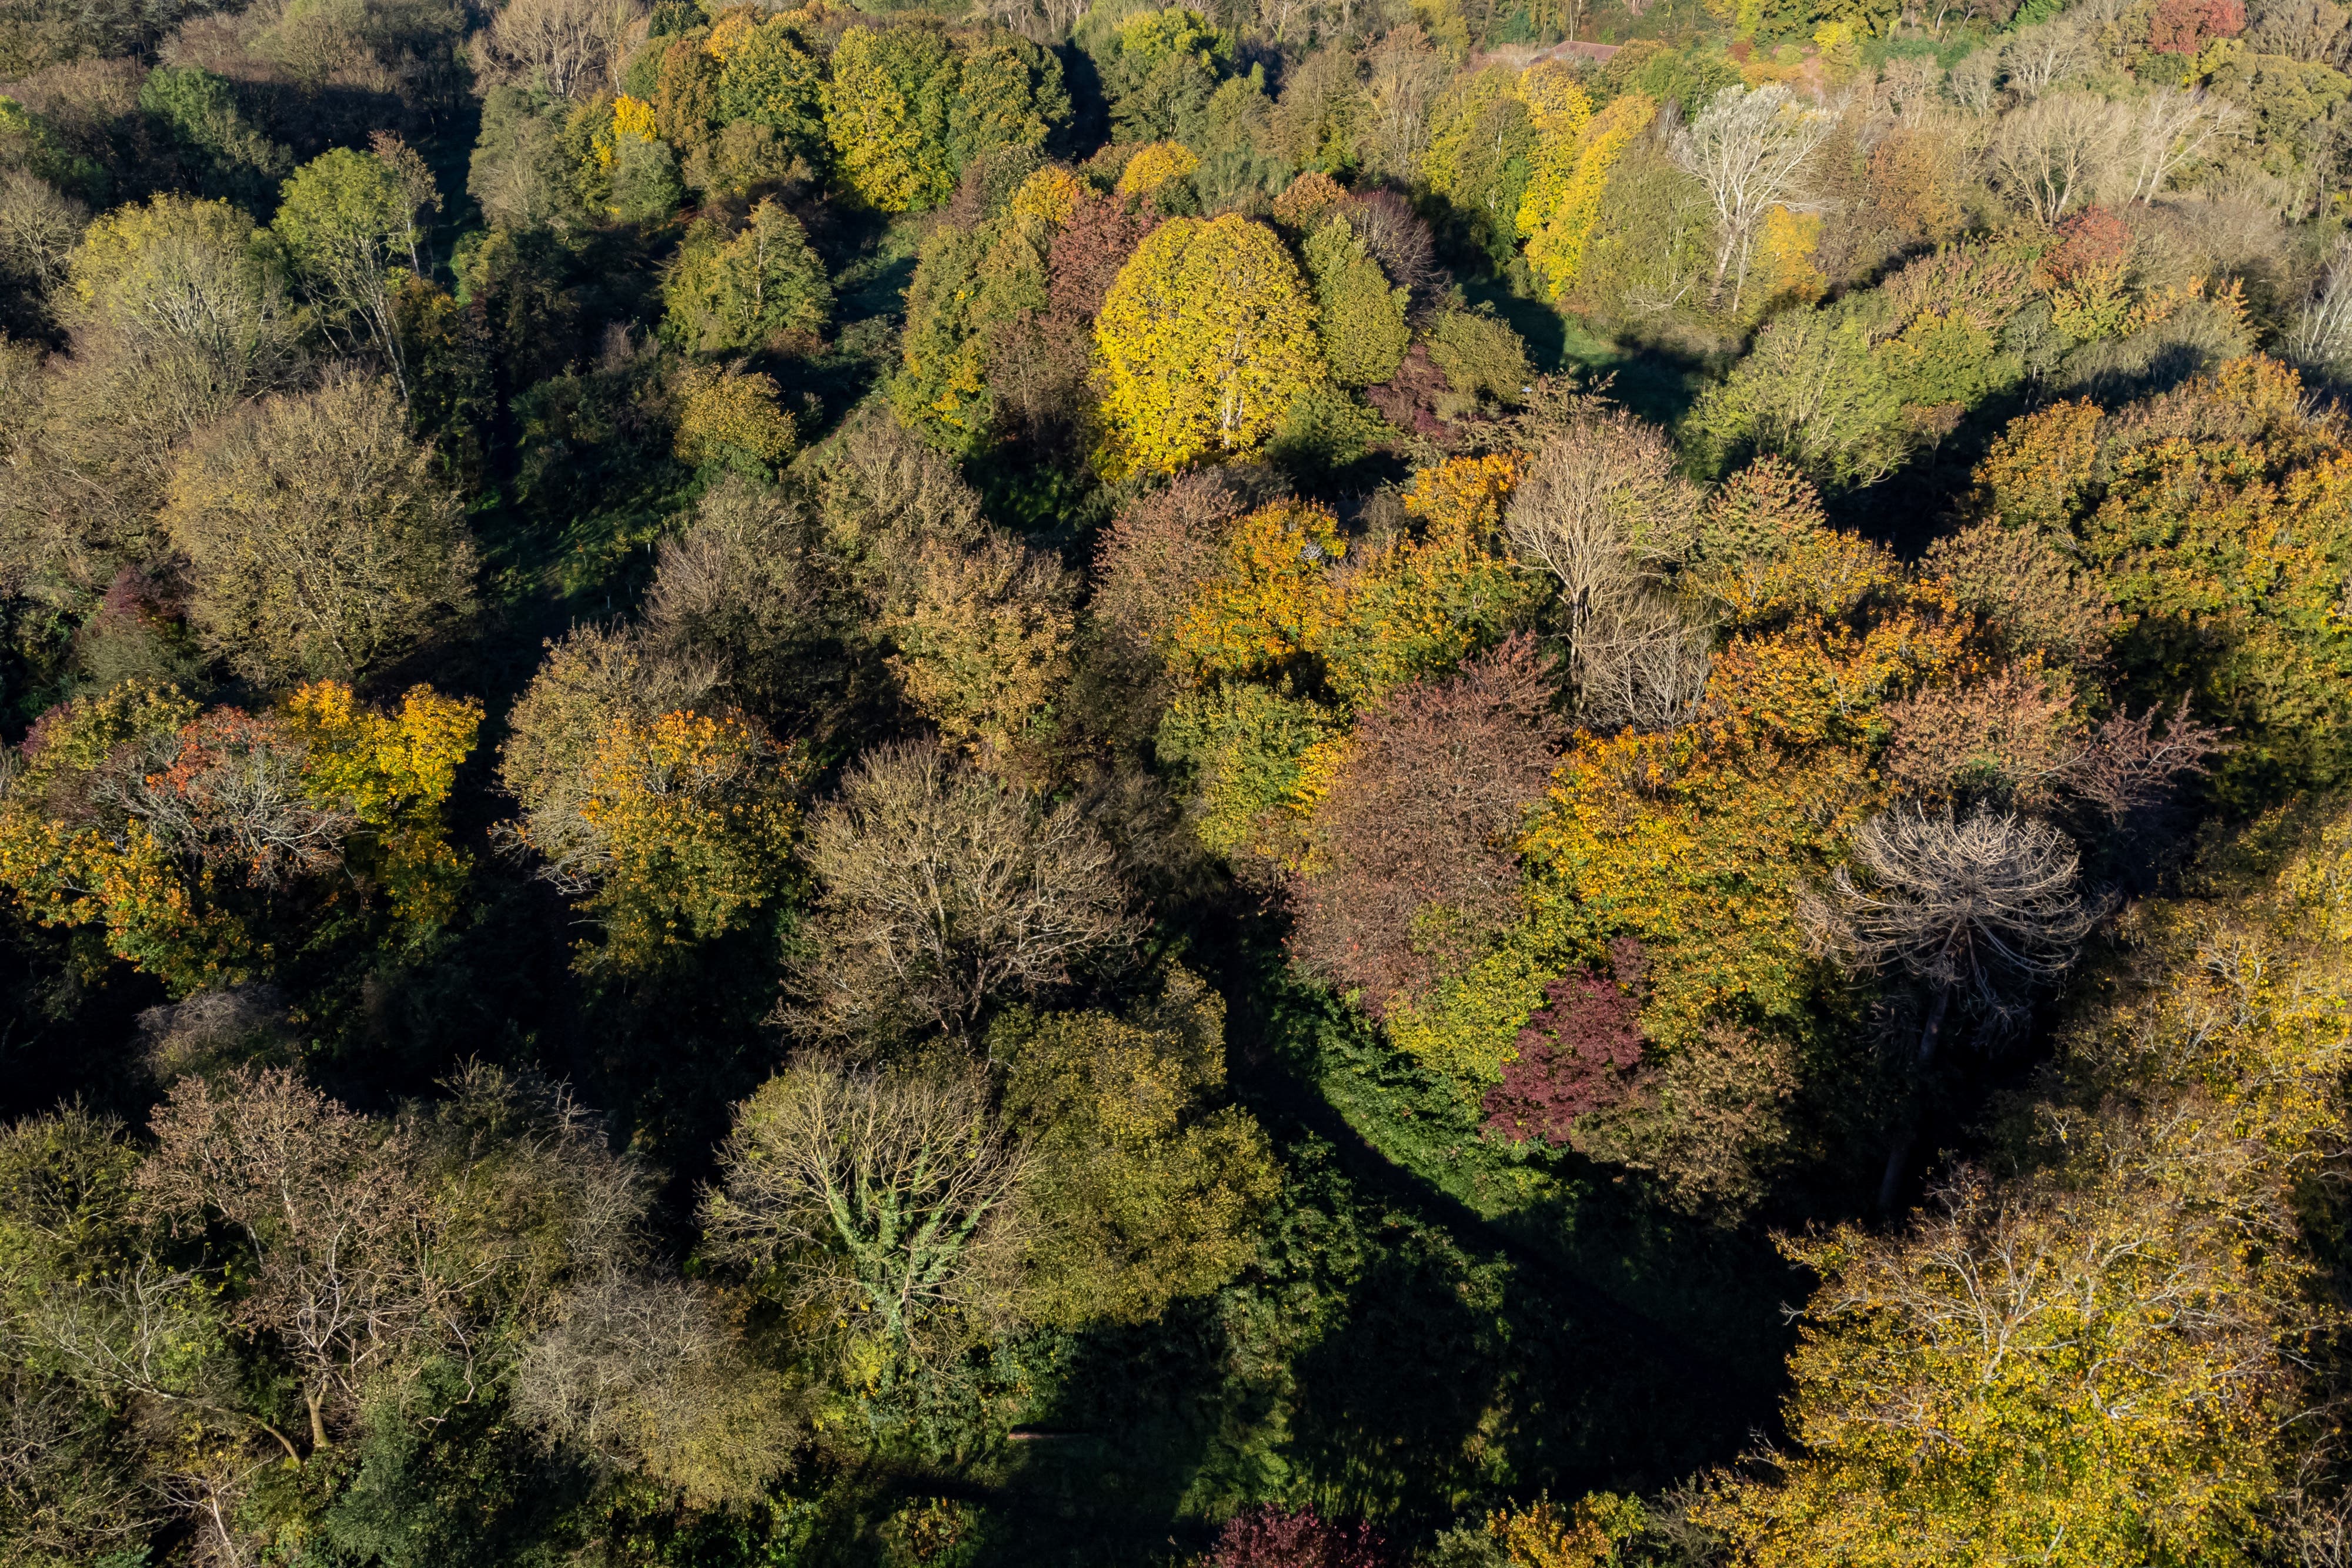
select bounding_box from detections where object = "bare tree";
[788,741,1140,1045]
[1997,19,2092,99]
[478,0,644,100]
[700,1058,1026,1350]
[1503,410,1710,727]
[1805,808,2096,1067]
[1672,84,1842,311]
[2287,233,2352,377]
[511,1269,799,1505]
[1986,91,2129,226]
[2119,87,2242,205]
[138,1069,480,1450]
[0,169,85,297]
[1288,636,1566,1013]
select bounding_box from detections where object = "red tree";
[1211,1506,1388,1568]
[1481,939,1648,1145]
[2043,208,2132,284]
[2149,0,2243,52]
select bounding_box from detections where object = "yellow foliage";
[1756,203,1826,307]
[1093,214,1325,474]
[1488,1493,1647,1567]
[1115,139,1200,199]
[576,709,800,971]
[1524,93,1653,302]
[1007,166,1085,225]
[675,365,798,471]
[1514,62,1593,243]
[704,9,757,60]
[596,93,660,172]
[281,681,482,927]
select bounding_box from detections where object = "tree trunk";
[1877,985,1953,1212]
[306,1385,329,1453]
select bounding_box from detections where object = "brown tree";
[1288,634,1566,1015]
[163,370,476,684]
[789,741,1140,1045]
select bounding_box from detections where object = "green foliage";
[1305,216,1410,387]
[1685,310,1911,490]
[1095,6,1232,144]
[712,16,826,161]
[825,25,960,213]
[660,199,831,356]
[995,968,1279,1328]
[137,66,288,208]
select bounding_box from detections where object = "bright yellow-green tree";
[823,24,956,212]
[1523,93,1653,302]
[1093,213,1324,473]
[574,708,801,972]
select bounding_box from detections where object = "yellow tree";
[1524,93,1653,301]
[574,708,801,972]
[1093,213,1324,474]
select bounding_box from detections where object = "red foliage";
[98,566,179,626]
[1091,471,1258,652]
[1365,343,1452,438]
[2043,208,2132,285]
[1481,938,1648,1145]
[1047,193,1154,320]
[1288,634,1566,1015]
[1210,1506,1389,1568]
[2149,0,2243,52]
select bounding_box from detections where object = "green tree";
[824,24,957,213]
[659,197,831,355]
[1685,309,1912,491]
[1304,214,1409,386]
[994,969,1279,1328]
[712,16,826,161]
[273,143,439,402]
[1094,213,1324,473]
[138,65,289,208]
[947,33,1070,172]
[1095,6,1229,144]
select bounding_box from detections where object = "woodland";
[0,0,2348,1557]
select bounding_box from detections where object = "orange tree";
[0,681,480,991]
[572,708,802,973]
[1155,457,1536,870]
[1388,472,1968,1137]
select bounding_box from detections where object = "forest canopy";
[2,0,2351,1562]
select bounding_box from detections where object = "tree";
[1094,213,1324,473]
[499,624,719,892]
[660,199,830,355]
[511,1269,800,1505]
[1210,1506,1388,1568]
[1302,214,1409,386]
[571,707,802,972]
[1671,84,1839,312]
[824,24,957,212]
[1479,949,1647,1146]
[273,145,440,401]
[1685,309,1912,491]
[0,680,480,989]
[993,969,1278,1327]
[701,1056,1026,1350]
[1288,635,1566,1016]
[882,529,1077,766]
[1503,407,1707,724]
[136,65,289,208]
[479,0,642,100]
[947,32,1069,172]
[163,370,476,684]
[1984,91,2129,226]
[1523,93,1655,302]
[1097,6,1229,143]
[139,1068,461,1451]
[789,741,1138,1045]
[711,15,826,162]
